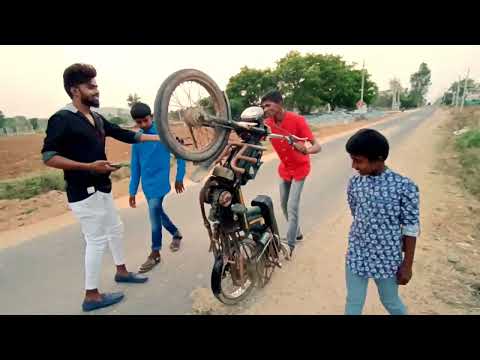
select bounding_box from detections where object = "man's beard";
[81,94,100,108]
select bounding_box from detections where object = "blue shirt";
[129,124,186,200]
[346,168,420,279]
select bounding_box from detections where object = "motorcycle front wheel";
[154,69,231,162]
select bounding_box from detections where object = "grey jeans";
[279,178,305,249]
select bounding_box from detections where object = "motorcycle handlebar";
[267,133,308,144]
[229,141,266,175]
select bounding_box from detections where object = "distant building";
[465,91,480,105]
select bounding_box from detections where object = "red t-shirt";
[265,112,314,181]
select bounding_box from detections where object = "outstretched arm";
[174,155,187,194]
[103,119,160,144]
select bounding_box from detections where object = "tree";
[389,78,402,93]
[409,63,432,107]
[0,110,5,128]
[273,51,377,112]
[445,79,478,105]
[127,93,141,108]
[226,66,277,119]
[8,116,30,132]
[198,96,215,114]
[373,86,416,110]
[272,51,312,113]
[334,65,377,110]
[372,90,393,108]
[29,118,39,130]
[110,116,128,126]
[400,89,417,109]
[225,51,378,116]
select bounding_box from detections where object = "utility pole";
[360,60,365,103]
[356,60,367,114]
[391,87,395,110]
[460,68,470,112]
[390,78,401,111]
[455,76,461,109]
[397,84,401,108]
[450,81,457,108]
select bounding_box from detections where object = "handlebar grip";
[290,135,308,141]
[267,134,308,142]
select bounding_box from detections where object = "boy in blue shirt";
[345,129,420,315]
[129,102,186,273]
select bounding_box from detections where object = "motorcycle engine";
[206,186,233,222]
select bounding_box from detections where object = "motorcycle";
[153,69,307,304]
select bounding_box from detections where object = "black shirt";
[41,104,140,203]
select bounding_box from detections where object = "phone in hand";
[109,162,128,169]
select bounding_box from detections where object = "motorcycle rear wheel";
[210,239,257,305]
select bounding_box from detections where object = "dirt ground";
[0,134,139,181]
[188,108,480,315]
[0,115,396,234]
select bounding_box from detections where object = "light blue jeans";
[345,265,408,315]
[279,179,305,249]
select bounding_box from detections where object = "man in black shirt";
[42,63,160,312]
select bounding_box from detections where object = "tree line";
[226,52,432,118]
[226,51,377,118]
[370,62,432,110]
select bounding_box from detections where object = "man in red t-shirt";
[261,91,322,256]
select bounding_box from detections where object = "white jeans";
[69,191,125,290]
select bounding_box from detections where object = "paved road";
[0,107,436,314]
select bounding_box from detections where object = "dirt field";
[0,117,394,181]
[0,134,136,180]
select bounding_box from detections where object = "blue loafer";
[82,292,124,312]
[114,272,148,284]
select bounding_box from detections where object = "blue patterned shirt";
[346,168,420,279]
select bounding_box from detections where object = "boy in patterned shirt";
[344,129,420,315]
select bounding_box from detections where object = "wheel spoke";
[187,125,199,149]
[181,82,193,107]
[172,92,184,109]
[163,75,227,156]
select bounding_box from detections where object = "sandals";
[138,255,161,273]
[170,231,183,252]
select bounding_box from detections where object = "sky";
[0,45,478,118]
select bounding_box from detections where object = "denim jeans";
[279,179,305,249]
[345,265,408,315]
[147,197,178,251]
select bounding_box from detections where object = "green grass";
[452,108,480,199]
[456,129,480,150]
[457,147,480,198]
[0,171,65,200]
[0,161,135,201]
